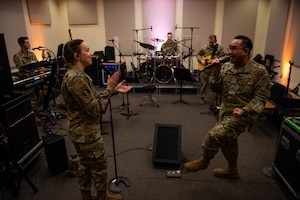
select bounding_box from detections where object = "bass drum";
[155,65,173,84]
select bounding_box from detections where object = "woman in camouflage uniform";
[61,39,131,200]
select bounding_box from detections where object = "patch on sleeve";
[82,89,91,97]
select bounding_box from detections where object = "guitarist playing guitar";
[197,34,225,106]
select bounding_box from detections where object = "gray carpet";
[1,88,295,200]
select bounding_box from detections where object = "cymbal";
[139,42,155,50]
[151,38,164,42]
[177,39,191,43]
[133,40,155,50]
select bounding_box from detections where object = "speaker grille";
[152,124,181,168]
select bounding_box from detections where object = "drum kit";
[133,38,185,84]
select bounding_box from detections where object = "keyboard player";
[13,36,44,122]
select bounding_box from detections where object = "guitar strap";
[212,43,218,58]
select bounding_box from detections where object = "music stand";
[120,77,139,120]
[172,68,192,105]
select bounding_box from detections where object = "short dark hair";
[63,39,84,67]
[234,35,253,52]
[167,32,172,35]
[209,34,217,40]
[17,36,28,46]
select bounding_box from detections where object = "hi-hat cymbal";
[151,38,164,42]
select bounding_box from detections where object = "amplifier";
[43,134,68,175]
[0,93,31,127]
[6,112,41,163]
[273,117,300,199]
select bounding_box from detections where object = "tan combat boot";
[200,98,205,105]
[184,156,210,172]
[213,160,239,179]
[92,191,122,200]
[81,190,93,200]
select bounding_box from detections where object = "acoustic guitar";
[198,55,212,71]
[198,55,229,71]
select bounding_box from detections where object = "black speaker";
[43,134,68,175]
[0,93,31,127]
[6,112,41,163]
[152,124,182,168]
[273,119,300,198]
[84,56,102,86]
[0,33,13,99]
[104,46,115,61]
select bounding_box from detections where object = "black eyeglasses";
[227,45,244,51]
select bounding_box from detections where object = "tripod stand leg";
[120,88,138,120]
[172,81,189,105]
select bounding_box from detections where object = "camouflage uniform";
[197,44,225,103]
[161,40,177,56]
[203,60,271,162]
[61,67,117,192]
[13,50,38,79]
[13,50,39,113]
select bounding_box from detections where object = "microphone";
[32,46,44,50]
[151,26,152,31]
[203,57,230,70]
[108,38,114,42]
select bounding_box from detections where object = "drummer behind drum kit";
[133,38,184,84]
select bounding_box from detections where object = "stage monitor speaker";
[152,124,182,168]
[43,134,68,175]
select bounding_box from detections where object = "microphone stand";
[261,60,296,179]
[110,39,126,109]
[132,26,152,77]
[107,99,131,193]
[175,26,200,71]
[40,48,66,125]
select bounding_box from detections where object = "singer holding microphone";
[61,39,131,200]
[184,35,271,179]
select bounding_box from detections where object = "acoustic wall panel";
[27,0,51,25]
[67,0,98,25]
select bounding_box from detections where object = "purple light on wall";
[142,0,175,51]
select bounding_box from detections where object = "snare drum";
[155,65,173,84]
